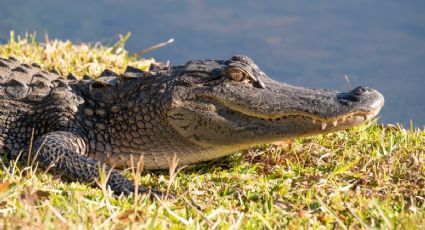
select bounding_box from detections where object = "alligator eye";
[226,69,246,81]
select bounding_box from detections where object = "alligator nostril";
[338,86,378,105]
[352,86,373,95]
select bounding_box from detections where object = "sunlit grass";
[0,33,424,229]
[0,31,155,77]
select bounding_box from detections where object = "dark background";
[1,0,424,127]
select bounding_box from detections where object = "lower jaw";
[225,115,371,143]
[238,109,380,131]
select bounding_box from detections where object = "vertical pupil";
[230,71,243,81]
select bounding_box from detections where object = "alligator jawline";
[234,109,380,129]
[195,95,379,129]
[217,100,380,129]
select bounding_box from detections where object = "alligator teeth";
[312,119,316,124]
[340,117,346,122]
[355,115,364,121]
[332,120,338,127]
[364,114,373,120]
[321,122,327,129]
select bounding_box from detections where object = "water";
[1,0,424,127]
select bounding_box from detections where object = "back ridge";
[0,56,65,101]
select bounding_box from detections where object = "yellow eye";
[226,69,245,81]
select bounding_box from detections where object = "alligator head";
[165,55,384,151]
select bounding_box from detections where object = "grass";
[0,32,424,229]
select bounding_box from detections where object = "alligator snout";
[337,86,384,113]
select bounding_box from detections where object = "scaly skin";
[0,55,384,195]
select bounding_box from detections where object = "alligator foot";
[30,131,160,196]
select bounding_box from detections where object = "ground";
[0,32,424,229]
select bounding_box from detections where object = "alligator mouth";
[211,97,383,130]
[190,93,383,130]
[235,109,382,129]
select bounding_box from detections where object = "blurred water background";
[1,0,424,127]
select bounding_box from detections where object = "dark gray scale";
[52,78,71,89]
[31,63,42,68]
[148,63,167,72]
[123,65,145,79]
[27,73,55,101]
[0,57,17,84]
[99,69,119,78]
[66,73,78,81]
[5,79,29,99]
[10,64,34,86]
[88,69,122,103]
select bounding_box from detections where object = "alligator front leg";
[31,131,160,196]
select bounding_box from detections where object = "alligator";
[0,55,384,195]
